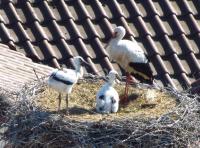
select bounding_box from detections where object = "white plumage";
[105,26,153,103]
[96,70,120,114]
[47,56,89,113]
[106,26,148,70]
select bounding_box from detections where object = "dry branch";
[1,75,200,147]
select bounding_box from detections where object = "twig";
[33,68,40,82]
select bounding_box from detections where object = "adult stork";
[47,56,89,113]
[105,26,153,103]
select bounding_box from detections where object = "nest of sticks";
[1,75,200,147]
[0,89,15,125]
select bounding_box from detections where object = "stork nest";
[1,75,200,147]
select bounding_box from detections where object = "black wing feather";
[129,62,153,84]
[50,71,74,85]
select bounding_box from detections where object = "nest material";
[2,76,200,147]
[36,78,176,120]
[0,89,16,124]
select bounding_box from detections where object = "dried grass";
[1,75,200,147]
[36,79,176,121]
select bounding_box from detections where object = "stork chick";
[47,56,89,113]
[105,26,153,103]
[96,70,120,114]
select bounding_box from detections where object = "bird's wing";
[110,40,147,63]
[129,62,153,84]
[124,40,148,63]
[121,40,144,52]
[111,96,119,113]
[50,69,77,85]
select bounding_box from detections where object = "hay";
[36,77,176,120]
[1,75,200,147]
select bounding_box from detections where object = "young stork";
[96,70,120,114]
[47,56,89,113]
[105,26,153,103]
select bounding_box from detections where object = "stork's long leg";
[57,93,62,111]
[66,94,69,114]
[124,72,130,102]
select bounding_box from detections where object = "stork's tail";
[129,62,153,84]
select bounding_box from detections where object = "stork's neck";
[105,78,116,87]
[109,33,124,47]
[110,37,120,45]
[75,65,84,78]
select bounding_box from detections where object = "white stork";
[105,26,153,103]
[47,56,89,113]
[96,70,120,114]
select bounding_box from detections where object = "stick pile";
[1,77,200,147]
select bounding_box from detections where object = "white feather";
[111,97,119,113]
[96,70,119,114]
[106,26,148,71]
[47,56,87,111]
[48,69,78,93]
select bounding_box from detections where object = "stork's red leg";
[121,73,139,104]
[121,72,130,104]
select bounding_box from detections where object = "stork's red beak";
[112,31,118,38]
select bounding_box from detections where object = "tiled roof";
[0,0,200,90]
[0,44,53,91]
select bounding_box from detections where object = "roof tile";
[77,0,92,19]
[90,38,107,58]
[41,0,56,21]
[78,18,99,39]
[151,55,169,75]
[189,0,200,16]
[1,0,200,90]
[176,0,194,15]
[57,39,73,58]
[162,73,176,89]
[58,0,73,20]
[0,22,13,42]
[185,53,200,77]
[141,0,160,17]
[169,15,185,35]
[142,36,159,57]
[167,0,181,16]
[27,2,43,22]
[123,0,141,18]
[99,0,123,19]
[178,34,194,54]
[85,57,99,75]
[20,41,40,60]
[169,54,187,74]
[134,16,151,37]
[7,2,22,23]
